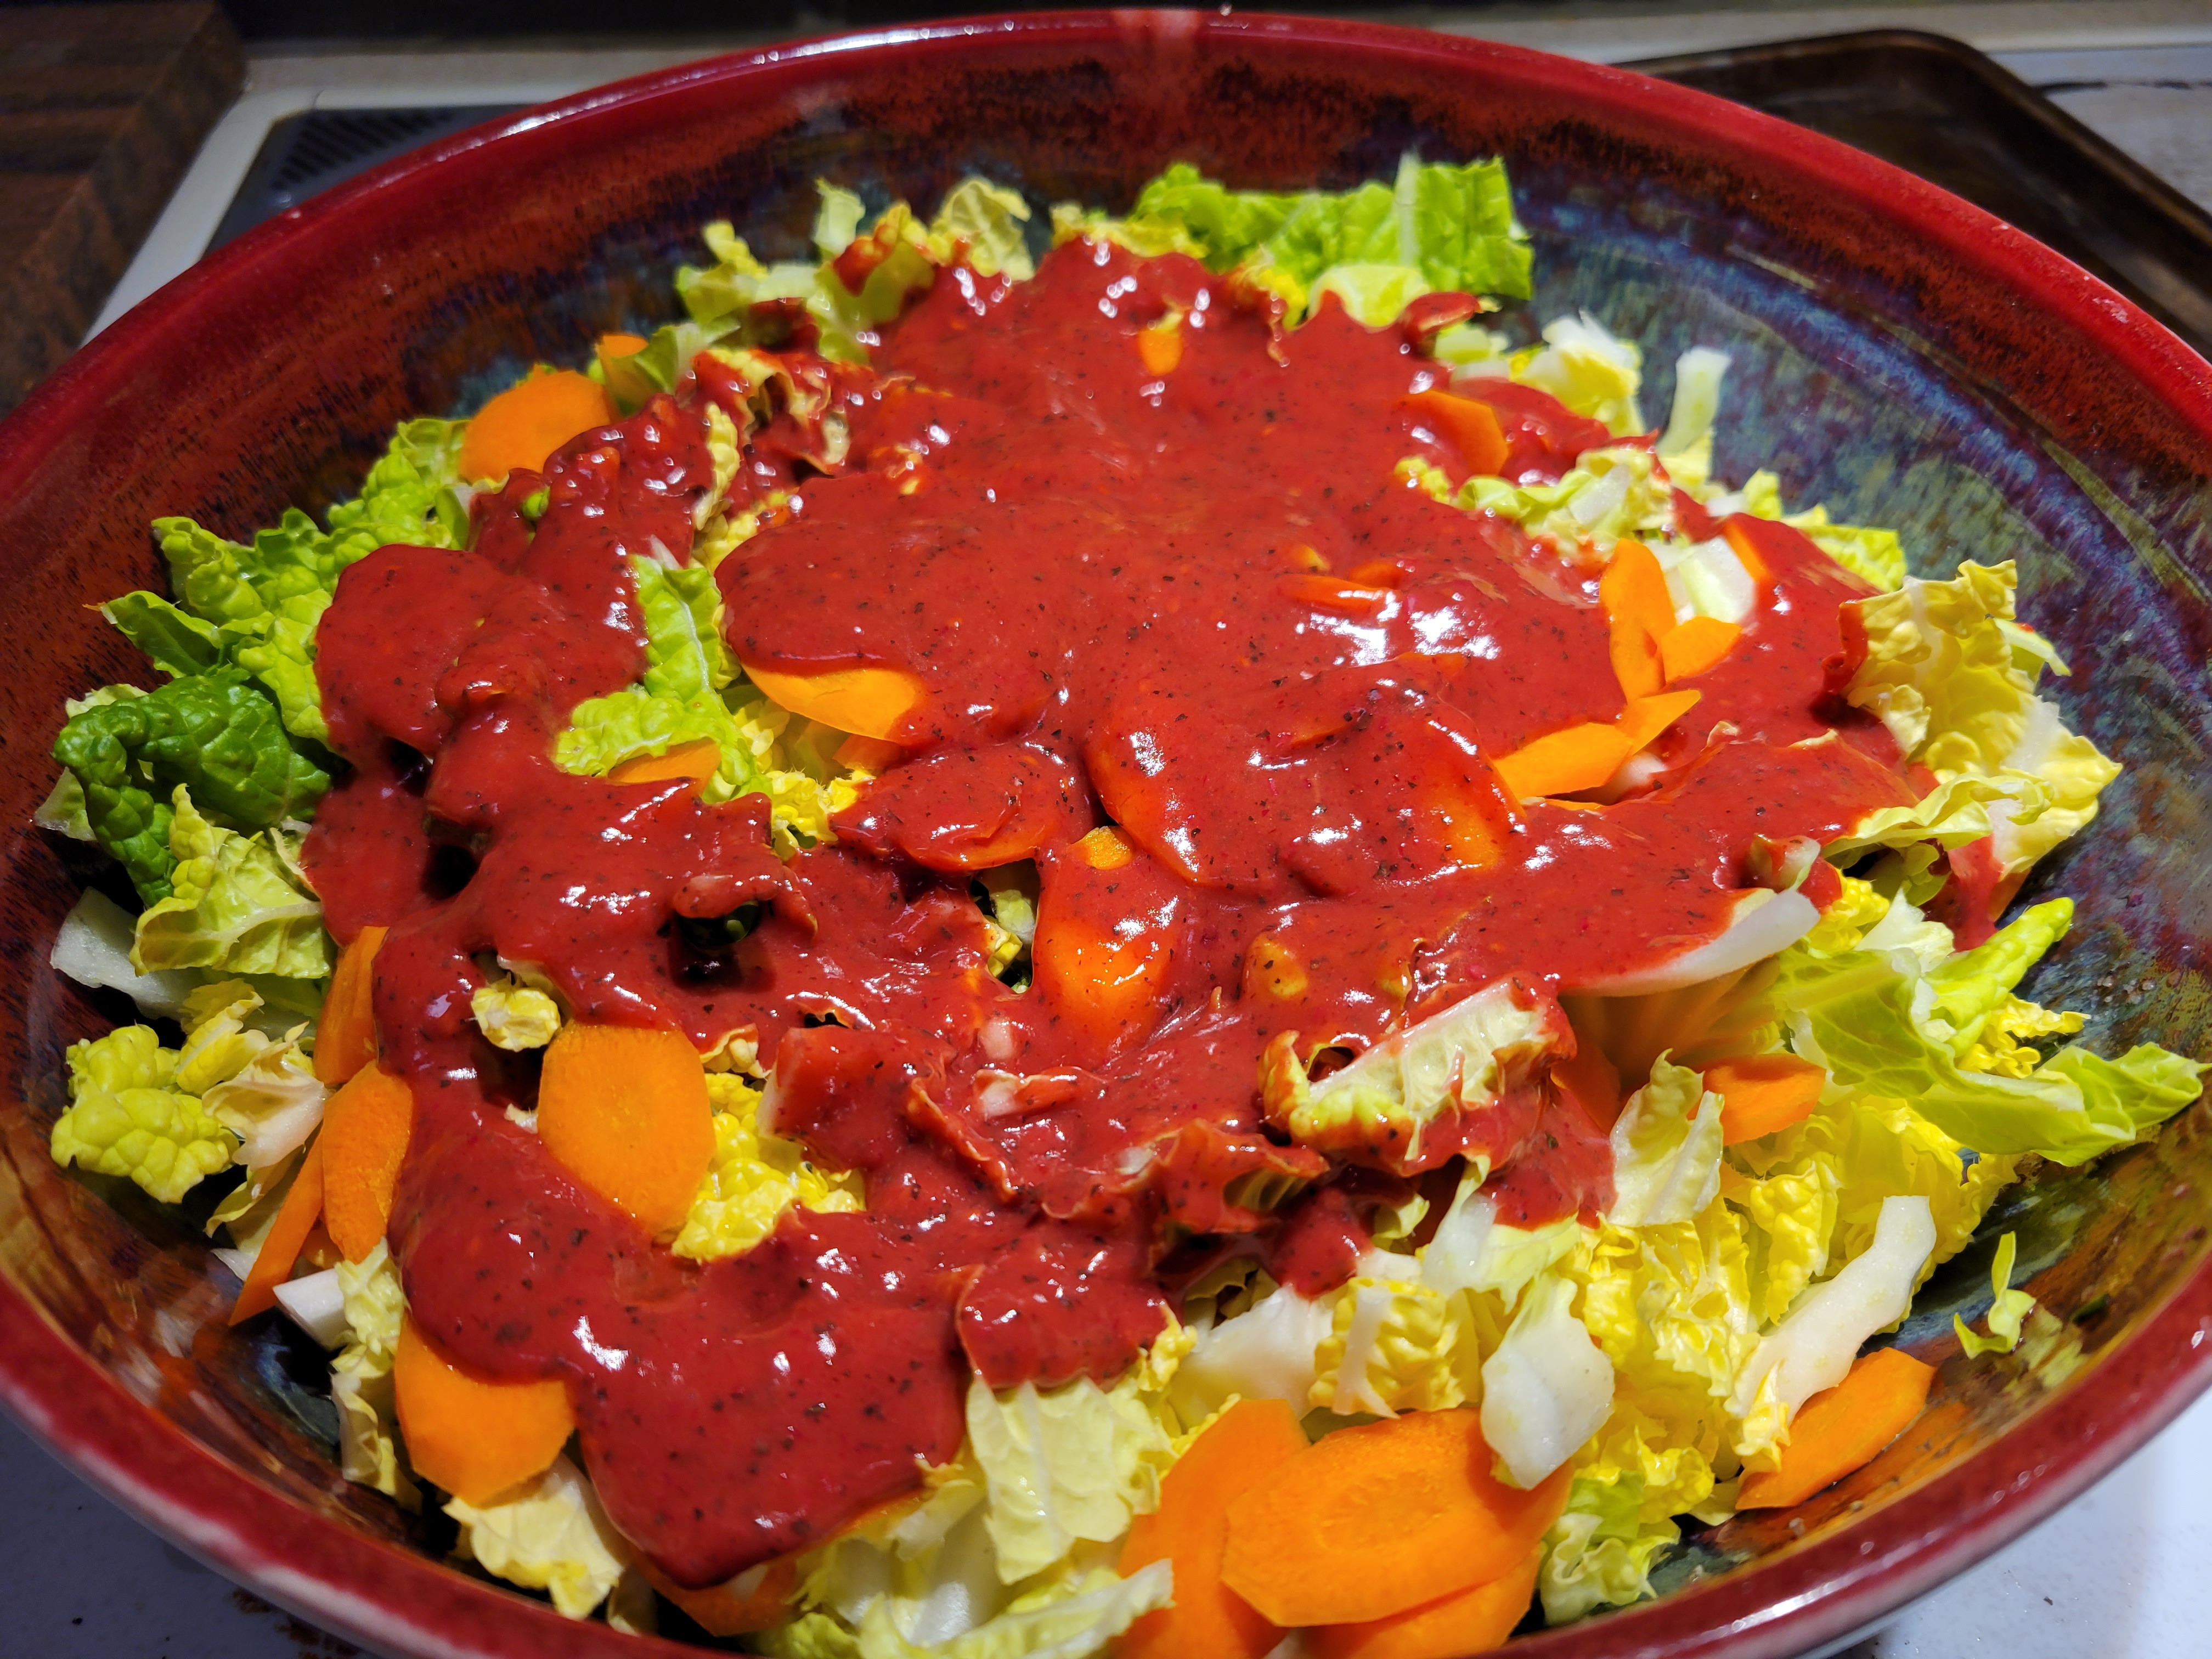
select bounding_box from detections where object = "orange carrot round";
[393,1314,574,1504]
[1737,1347,1934,1510]
[1309,1541,1543,1659]
[1661,616,1743,682]
[1032,838,1178,1057]
[607,737,723,787]
[320,1062,415,1262]
[1121,1398,1308,1659]
[537,1022,715,1238]
[458,369,615,482]
[741,661,925,741]
[1400,389,1509,477]
[1222,1409,1571,1627]
[315,923,387,1085]
[229,1140,325,1325]
[1709,1053,1827,1144]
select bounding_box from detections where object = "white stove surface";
[24,4,2212,1655]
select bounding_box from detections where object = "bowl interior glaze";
[1,14,2208,1658]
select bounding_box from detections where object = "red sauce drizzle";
[305,240,1914,1586]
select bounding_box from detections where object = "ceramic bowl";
[1,13,2207,1657]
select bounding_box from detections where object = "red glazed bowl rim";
[4,13,2210,1657]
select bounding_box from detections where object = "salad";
[40,156,2204,1656]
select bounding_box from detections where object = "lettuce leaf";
[1419,1175,1589,1306]
[1459,444,1674,556]
[1312,1272,1472,1416]
[673,1077,864,1261]
[132,787,331,979]
[1730,1195,1935,1464]
[1843,561,2119,880]
[964,1353,1180,1584]
[1655,346,1729,493]
[149,417,464,743]
[1954,1231,2035,1357]
[762,1561,1173,1659]
[1481,1271,1615,1488]
[1169,1282,1333,1424]
[932,178,1035,281]
[1773,895,2203,1165]
[1538,1472,1678,1624]
[1108,153,1530,323]
[1607,1057,1725,1227]
[201,1018,323,1171]
[52,671,329,904]
[331,1240,419,1509]
[49,1024,234,1203]
[1504,313,1644,436]
[556,557,778,804]
[1263,979,1567,1175]
[448,1453,631,1618]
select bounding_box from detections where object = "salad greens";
[33,155,2203,1655]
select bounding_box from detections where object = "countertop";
[12,4,2212,1656]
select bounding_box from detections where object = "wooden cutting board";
[0,3,242,415]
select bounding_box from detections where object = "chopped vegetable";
[51,1023,235,1204]
[230,1138,325,1324]
[1220,1408,1570,1626]
[537,1022,716,1237]
[741,662,926,742]
[1736,1346,1934,1509]
[319,1063,413,1262]
[1309,1542,1542,1659]
[1402,390,1508,476]
[315,924,386,1084]
[393,1313,574,1505]
[458,368,616,482]
[1708,1053,1827,1144]
[1119,1398,1306,1659]
[1491,723,1635,801]
[1659,616,1741,682]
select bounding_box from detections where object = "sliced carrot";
[1121,1398,1308,1659]
[458,369,616,482]
[393,1314,574,1505]
[537,1023,715,1238]
[1491,723,1636,801]
[741,661,925,742]
[833,733,905,772]
[607,737,723,787]
[229,1139,325,1325]
[1737,1347,1936,1510]
[1401,389,1509,477]
[1032,836,1177,1055]
[1074,825,1135,871]
[1661,616,1742,682]
[315,923,387,1084]
[1709,1053,1828,1143]
[1137,321,1184,375]
[1599,538,1674,700]
[1282,573,1392,616]
[640,1556,798,1637]
[1310,1541,1542,1659]
[321,1063,415,1262]
[1221,1408,1571,1627]
[1614,688,1702,755]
